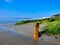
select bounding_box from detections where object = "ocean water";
[0,17,31,24]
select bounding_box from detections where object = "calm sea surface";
[0,17,31,24]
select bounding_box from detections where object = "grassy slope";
[42,18,60,36]
[15,20,41,25]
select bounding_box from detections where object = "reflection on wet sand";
[33,40,39,45]
[0,29,32,45]
[0,29,59,45]
[0,23,60,45]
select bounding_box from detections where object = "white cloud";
[4,0,12,2]
[42,16,50,19]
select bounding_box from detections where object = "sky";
[0,0,60,19]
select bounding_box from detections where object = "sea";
[0,17,32,24]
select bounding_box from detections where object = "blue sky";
[0,0,60,19]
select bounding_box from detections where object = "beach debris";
[55,37,58,39]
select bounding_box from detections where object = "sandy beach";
[0,23,60,45]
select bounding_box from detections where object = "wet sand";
[0,23,60,45]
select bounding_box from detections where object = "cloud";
[42,16,50,19]
[4,0,12,2]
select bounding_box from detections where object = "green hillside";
[41,14,60,36]
[42,20,60,36]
